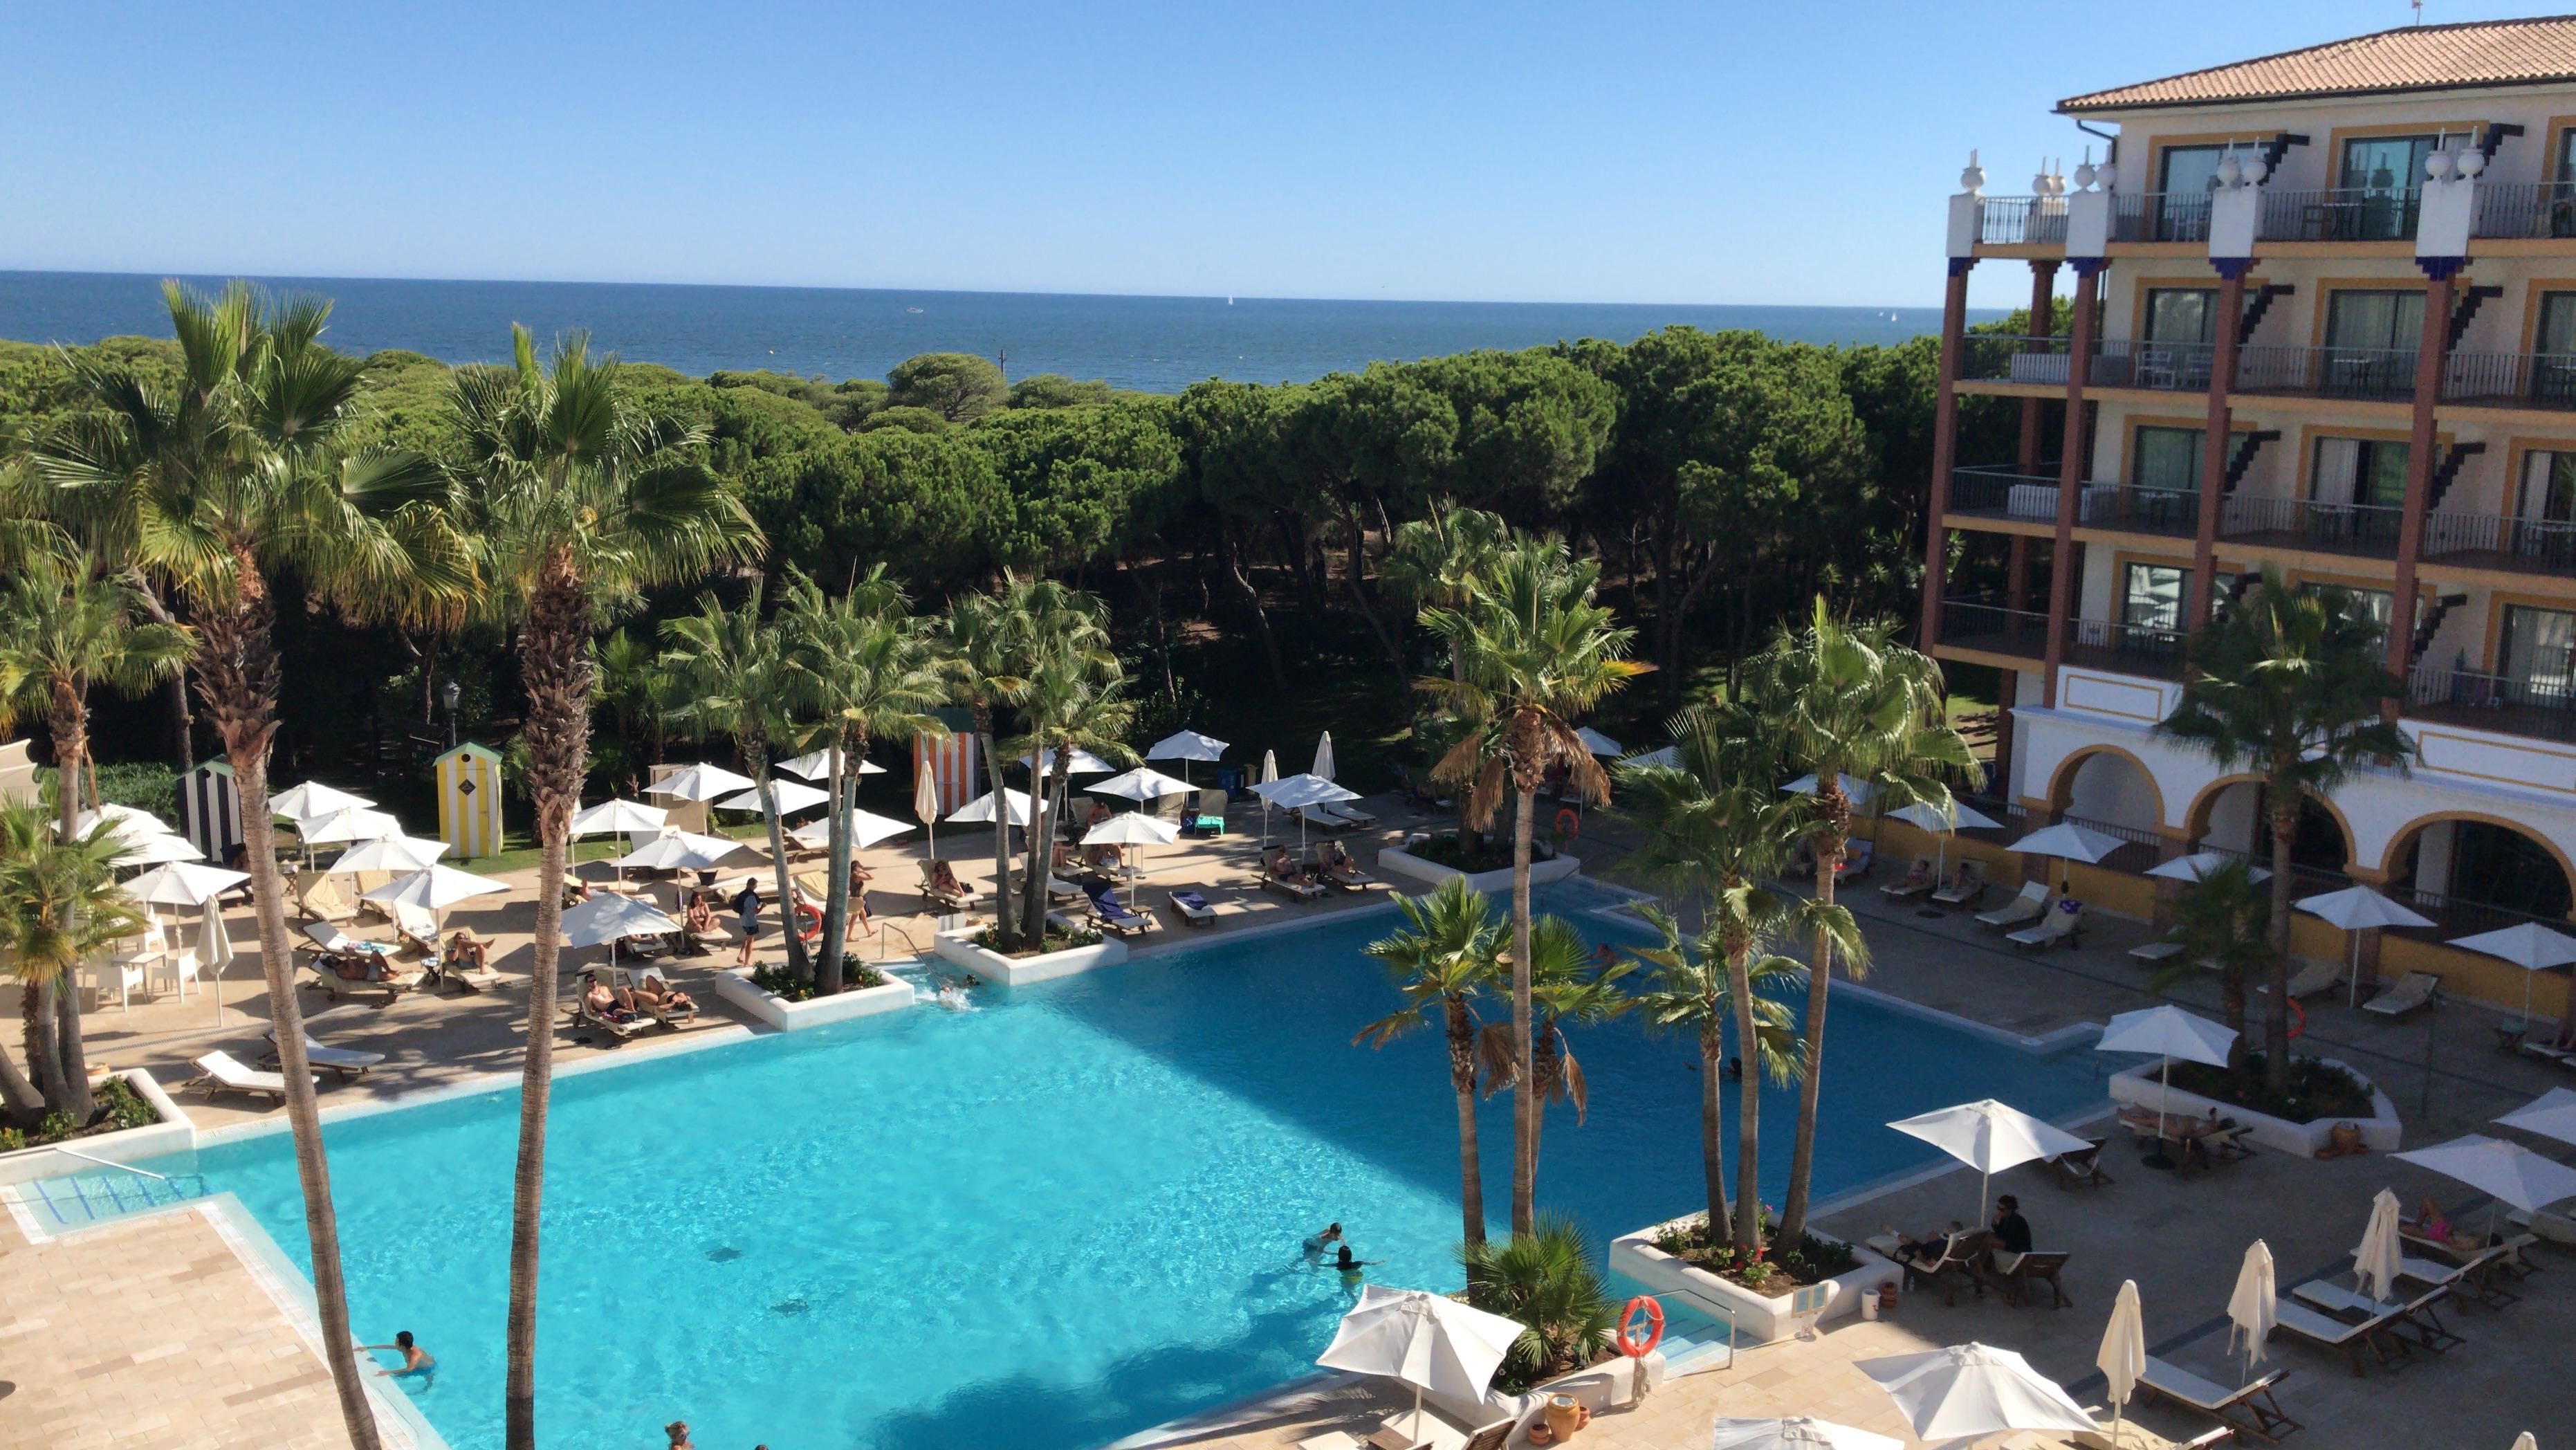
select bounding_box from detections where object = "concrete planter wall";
[0,1070,192,1186]
[709,966,914,1031]
[932,928,1129,988]
[1610,1217,1898,1343]
[1376,847,1582,895]
[2108,1057,2402,1155]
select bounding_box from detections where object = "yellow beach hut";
[434,742,507,859]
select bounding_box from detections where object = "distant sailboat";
[1226,295,1235,305]
[907,306,923,314]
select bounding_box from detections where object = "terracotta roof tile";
[2059,16,2576,113]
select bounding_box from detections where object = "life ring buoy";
[2285,998,2306,1040]
[1614,1295,1663,1357]
[794,903,824,942]
[1554,808,1581,839]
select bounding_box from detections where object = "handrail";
[874,920,928,961]
[47,1145,166,1180]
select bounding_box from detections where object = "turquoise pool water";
[135,882,2110,1450]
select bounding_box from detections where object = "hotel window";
[2142,288,2218,346]
[2153,146,2224,241]
[2311,436,2409,510]
[2521,450,2576,533]
[2336,133,2467,239]
[2120,563,2189,632]
[2539,293,2576,356]
[2342,587,2396,638]
[2130,425,2252,493]
[2501,604,2576,690]
[2324,288,2426,354]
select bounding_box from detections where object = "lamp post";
[441,679,461,749]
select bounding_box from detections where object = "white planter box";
[2108,1057,2402,1155]
[709,966,914,1031]
[1376,847,1582,895]
[0,1070,193,1186]
[1610,1217,1898,1343]
[932,928,1129,987]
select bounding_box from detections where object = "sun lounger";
[2255,955,2344,1001]
[1166,890,1217,927]
[260,1029,387,1083]
[2398,1236,2534,1305]
[917,859,971,911]
[2298,1281,2463,1351]
[611,966,700,1026]
[1297,804,1361,835]
[2070,1417,2235,1450]
[1083,883,1155,938]
[187,1050,315,1103]
[1929,860,1987,907]
[573,994,653,1043]
[1261,868,1327,903]
[293,869,357,923]
[1976,881,2050,929]
[1832,838,1875,883]
[2007,901,2086,950]
[2361,971,2440,1019]
[390,901,445,959]
[2520,1038,2576,1071]
[2128,935,2187,964]
[2135,1355,2301,1443]
[1978,1248,2071,1307]
[2508,1206,2576,1245]
[300,919,394,957]
[2048,1137,2114,1190]
[1321,800,1379,829]
[1890,1228,1991,1305]
[2272,1296,2411,1375]
[1879,858,1935,901]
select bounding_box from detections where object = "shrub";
[2166,1054,2373,1122]
[750,957,887,1000]
[37,1110,77,1142]
[970,924,1101,957]
[1458,1213,1617,1393]
[840,955,888,989]
[98,1077,157,1130]
[1408,832,1552,874]
[1648,1211,1856,1295]
[39,761,178,821]
[0,1126,24,1152]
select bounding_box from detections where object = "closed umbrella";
[2228,1240,2276,1372]
[644,763,758,802]
[2095,1004,2236,1169]
[2144,850,2271,885]
[2447,922,2576,1030]
[2097,1281,2145,1440]
[1888,1099,2094,1222]
[2296,885,2436,1007]
[1856,1342,2097,1444]
[1315,1286,1525,1446]
[2495,1086,2576,1148]
[1085,811,1179,907]
[2353,1188,2404,1304]
[196,902,234,1025]
[2007,820,2124,894]
[1312,731,1336,781]
[715,780,829,816]
[268,781,374,821]
[1888,798,2001,876]
[913,767,940,860]
[1144,728,1227,785]
[1709,1420,1900,1450]
[1258,749,1280,849]
[326,834,450,875]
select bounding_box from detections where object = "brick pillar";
[1921,259,1977,650]
[2043,261,2105,706]
[2018,261,2061,474]
[1990,669,2017,802]
[2188,263,2250,627]
[2389,262,2460,708]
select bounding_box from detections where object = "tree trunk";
[1446,997,1486,1248]
[168,667,195,773]
[1725,916,1764,1252]
[503,557,594,1450]
[1509,780,1536,1236]
[0,1036,40,1120]
[975,713,1015,944]
[1778,783,1847,1245]
[1020,749,1058,953]
[25,982,68,1117]
[817,740,852,989]
[1219,529,1288,691]
[42,697,94,1119]
[749,744,809,982]
[2265,798,2298,1092]
[1700,1020,1729,1236]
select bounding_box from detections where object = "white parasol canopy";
[1886,798,1998,874]
[2228,1240,2276,1370]
[2097,1004,2236,1163]
[269,781,374,821]
[1574,726,1622,757]
[1251,772,1361,850]
[327,834,450,875]
[775,749,885,780]
[100,829,205,868]
[1888,1099,2094,1220]
[1783,773,1877,805]
[2393,1133,2576,1214]
[645,763,758,802]
[66,802,172,838]
[569,798,669,837]
[1623,745,1681,771]
[2097,1280,2145,1440]
[2009,820,2124,863]
[2448,922,2576,1026]
[1315,1285,1526,1433]
[1312,731,1337,780]
[616,830,749,872]
[789,809,916,850]
[2494,1086,2576,1148]
[1709,1420,1900,1450]
[2145,850,2270,885]
[297,807,403,846]
[560,892,680,949]
[2296,886,2436,1006]
[122,861,247,907]
[715,780,829,816]
[1088,767,1197,804]
[1086,811,1179,908]
[1020,746,1116,777]
[2353,1188,2404,1305]
[1146,729,1228,764]
[362,865,509,912]
[1856,1342,2097,1444]
[948,789,1045,827]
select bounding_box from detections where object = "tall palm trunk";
[1778,781,1847,1245]
[2264,798,2298,1090]
[504,556,592,1450]
[23,982,67,1118]
[0,1034,39,1120]
[973,711,1014,943]
[196,567,382,1450]
[1698,1018,1729,1235]
[47,691,95,1119]
[817,739,854,989]
[1443,995,1486,1247]
[1722,908,1764,1252]
[1509,776,1537,1236]
[1020,750,1058,953]
[748,746,809,982]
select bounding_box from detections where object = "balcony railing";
[1947,466,2063,522]
[2407,663,2576,744]
[2234,344,2418,403]
[1977,196,2067,246]
[2220,495,2406,556]
[2092,339,2214,392]
[2470,181,2576,239]
[1958,334,2070,384]
[2441,351,2576,410]
[1937,598,2050,661]
[2065,618,2187,679]
[2079,484,2200,538]
[2420,511,2576,572]
[2257,187,2421,242]
[2110,191,2213,244]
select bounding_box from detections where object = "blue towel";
[1170,890,1209,910]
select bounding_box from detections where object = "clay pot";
[1544,1394,1582,1442]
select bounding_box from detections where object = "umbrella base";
[2140,1149,2178,1172]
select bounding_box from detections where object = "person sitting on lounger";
[365,1330,434,1382]
[1089,843,1124,872]
[1884,1221,1970,1287]
[1320,841,1362,881]
[632,970,696,1015]
[929,860,968,900]
[445,930,492,973]
[1991,1195,2033,1270]
[682,890,716,947]
[581,975,641,1024]
[1267,846,1314,885]
[1892,860,1933,892]
[563,879,594,908]
[1944,863,1978,895]
[330,951,392,983]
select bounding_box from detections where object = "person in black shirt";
[1991,1195,2033,1269]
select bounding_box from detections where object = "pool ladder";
[21,1151,212,1227]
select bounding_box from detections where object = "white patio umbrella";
[66,802,172,838]
[913,767,941,860]
[1251,773,1361,850]
[1088,767,1196,807]
[1085,811,1179,907]
[2353,1188,2404,1304]
[715,780,829,816]
[568,798,670,863]
[2508,1435,2537,1450]
[124,861,249,1027]
[2097,1280,2145,1441]
[1887,798,2002,875]
[1856,1342,2097,1444]
[948,789,1044,827]
[362,865,508,913]
[559,892,681,969]
[1575,725,1622,757]
[789,809,916,851]
[326,834,450,875]
[644,762,758,802]
[1784,773,1877,806]
[2494,1086,2576,1148]
[1623,745,1681,771]
[1020,746,1116,777]
[100,829,205,868]
[1888,1099,2093,1222]
[268,781,374,821]
[297,807,404,846]
[2008,820,2124,894]
[775,749,885,781]
[2393,1135,2576,1238]
[2144,850,2270,885]
[616,829,748,873]
[1312,731,1336,780]
[2227,1240,2276,1372]
[1315,1286,1525,1444]
[2447,921,2576,1029]
[2095,1005,2236,1169]
[2296,885,2436,1007]
[1709,1420,1899,1450]
[1145,728,1227,784]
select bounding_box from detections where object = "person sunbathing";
[928,860,968,899]
[445,930,492,973]
[682,890,717,946]
[1893,860,1933,892]
[632,971,696,1014]
[580,975,641,1024]
[1884,1220,1970,1286]
[1266,846,1314,884]
[1944,863,1978,894]
[562,879,594,908]
[1089,843,1123,871]
[1319,841,1362,881]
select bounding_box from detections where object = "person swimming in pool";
[365,1330,434,1384]
[1303,1222,1344,1258]
[1333,1244,1382,1301]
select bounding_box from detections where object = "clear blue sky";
[0,0,2561,309]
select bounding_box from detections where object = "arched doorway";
[2184,778,2355,878]
[2047,746,2164,834]
[2384,814,2575,924]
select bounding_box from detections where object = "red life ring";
[795,903,824,942]
[1614,1295,1663,1357]
[2285,998,2306,1040]
[1554,808,1581,839]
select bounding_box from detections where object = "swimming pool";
[129,881,2111,1450]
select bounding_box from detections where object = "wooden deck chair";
[2135,1356,2301,1444]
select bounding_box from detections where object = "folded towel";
[1171,891,1210,910]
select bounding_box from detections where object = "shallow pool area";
[122,881,2116,1450]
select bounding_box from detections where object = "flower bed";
[712,962,913,1031]
[0,1070,192,1187]
[932,924,1129,988]
[2110,1055,2401,1155]
[1377,843,1582,895]
[1644,1216,1859,1296]
[1610,1212,1897,1343]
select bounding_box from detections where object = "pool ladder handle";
[870,919,928,961]
[45,1144,167,1180]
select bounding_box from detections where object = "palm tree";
[448,325,759,1450]
[1747,597,1973,1243]
[1626,903,1805,1251]
[937,585,1039,946]
[663,582,809,979]
[1457,1212,1618,1387]
[0,547,192,1117]
[1612,699,1813,1249]
[1002,584,1128,952]
[596,626,686,793]
[0,803,146,1125]
[1418,536,1644,1233]
[1383,503,1509,846]
[1504,915,1632,1193]
[779,567,946,986]
[32,281,466,1450]
[2155,860,2270,1063]
[1356,877,1504,1245]
[2158,567,2409,1091]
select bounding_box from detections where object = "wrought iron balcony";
[2064,618,2187,680]
[2420,511,2576,574]
[2256,187,2420,243]
[2234,345,2418,403]
[2407,663,2576,744]
[2440,351,2576,411]
[1956,336,2212,392]
[1935,598,2050,661]
[1947,466,2061,523]
[1976,196,2067,246]
[2110,192,2211,244]
[2079,484,2200,539]
[2219,495,2405,558]
[2469,181,2576,239]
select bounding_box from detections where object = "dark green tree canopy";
[887,351,1007,423]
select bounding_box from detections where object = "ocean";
[0,270,2000,393]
